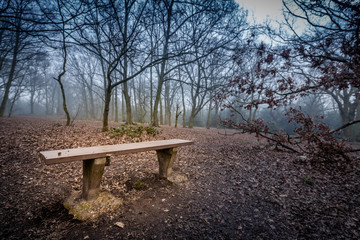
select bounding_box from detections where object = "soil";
[0,116,359,239]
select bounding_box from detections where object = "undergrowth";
[109,123,160,141]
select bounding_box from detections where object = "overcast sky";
[235,0,284,23]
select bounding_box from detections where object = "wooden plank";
[40,139,194,165]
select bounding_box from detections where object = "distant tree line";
[0,0,248,131]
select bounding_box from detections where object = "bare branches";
[218,0,360,163]
[332,120,360,134]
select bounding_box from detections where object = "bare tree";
[0,0,34,116]
[219,0,360,162]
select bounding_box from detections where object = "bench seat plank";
[40,139,193,165]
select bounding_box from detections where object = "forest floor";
[0,116,359,239]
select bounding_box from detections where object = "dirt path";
[0,117,359,239]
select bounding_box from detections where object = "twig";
[331,120,360,134]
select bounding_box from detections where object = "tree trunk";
[102,86,112,131]
[51,85,56,115]
[160,98,163,125]
[132,80,138,122]
[55,4,70,126]
[188,114,195,128]
[165,82,171,126]
[181,83,186,128]
[121,89,125,122]
[57,79,70,126]
[164,92,168,125]
[8,97,17,117]
[56,87,61,115]
[152,0,173,126]
[137,79,144,122]
[332,88,359,141]
[0,29,20,117]
[30,91,35,114]
[175,104,181,128]
[88,83,95,119]
[111,91,115,121]
[123,82,132,124]
[122,49,132,124]
[150,65,153,123]
[214,103,220,128]
[55,42,70,126]
[45,74,50,115]
[115,86,118,122]
[354,103,360,141]
[8,75,25,117]
[82,83,89,119]
[206,96,212,129]
[153,64,165,126]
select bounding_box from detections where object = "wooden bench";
[40,139,193,201]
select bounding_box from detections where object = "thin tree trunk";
[55,2,70,126]
[150,65,153,123]
[102,83,112,131]
[45,77,50,115]
[111,91,115,121]
[354,103,360,141]
[121,88,125,122]
[8,96,17,117]
[115,86,118,122]
[175,104,181,128]
[152,0,173,126]
[51,85,57,115]
[122,51,132,124]
[137,79,144,122]
[164,89,168,125]
[0,29,20,117]
[214,103,220,128]
[132,80,138,122]
[165,82,171,126]
[30,91,35,114]
[123,82,132,124]
[181,83,186,128]
[8,75,25,117]
[55,46,71,126]
[88,84,95,119]
[160,98,163,125]
[206,93,212,129]
[82,84,89,119]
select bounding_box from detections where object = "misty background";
[0,0,358,140]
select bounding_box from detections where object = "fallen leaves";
[0,117,359,239]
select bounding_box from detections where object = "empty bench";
[40,139,193,201]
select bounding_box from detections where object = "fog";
[0,0,359,140]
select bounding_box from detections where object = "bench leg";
[82,158,106,201]
[156,147,178,179]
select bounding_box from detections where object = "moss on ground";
[64,191,123,221]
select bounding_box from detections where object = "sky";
[235,0,284,24]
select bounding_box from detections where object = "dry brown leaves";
[0,116,359,239]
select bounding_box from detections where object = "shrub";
[109,124,160,140]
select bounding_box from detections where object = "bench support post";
[156,147,178,179]
[82,157,106,201]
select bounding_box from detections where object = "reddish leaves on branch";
[285,108,352,162]
[221,107,354,162]
[219,0,360,162]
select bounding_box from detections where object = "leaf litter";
[0,116,359,239]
